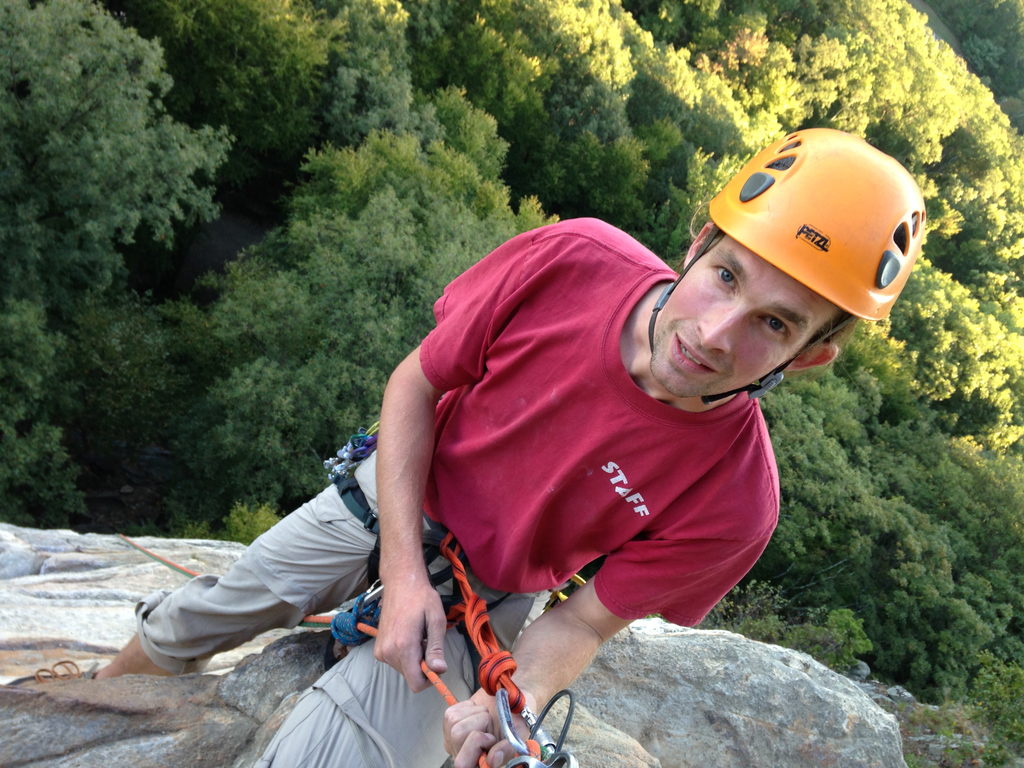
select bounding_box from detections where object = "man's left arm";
[444,579,631,768]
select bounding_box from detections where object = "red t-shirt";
[419,219,779,626]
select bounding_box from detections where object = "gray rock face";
[0,631,327,768]
[0,524,904,767]
[0,523,287,680]
[575,619,905,768]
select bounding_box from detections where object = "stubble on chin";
[649,331,706,400]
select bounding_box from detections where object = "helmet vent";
[893,222,909,255]
[911,211,920,236]
[765,156,795,171]
[779,140,801,152]
[876,250,902,289]
[739,172,775,202]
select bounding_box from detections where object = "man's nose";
[699,305,741,353]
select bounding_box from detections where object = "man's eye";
[766,317,785,332]
[718,268,734,283]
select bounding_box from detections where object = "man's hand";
[373,576,448,691]
[443,688,534,768]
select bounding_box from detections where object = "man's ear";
[682,221,719,269]
[786,341,839,372]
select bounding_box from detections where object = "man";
[96,128,924,767]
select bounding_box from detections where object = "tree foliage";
[0,0,228,316]
[923,0,1024,127]
[0,0,225,526]
[3,0,1024,704]
[972,651,1024,765]
[106,0,329,184]
[317,0,428,147]
[0,300,83,526]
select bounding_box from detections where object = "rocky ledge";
[0,523,905,767]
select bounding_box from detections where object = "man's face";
[648,234,840,410]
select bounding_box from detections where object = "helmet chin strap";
[706,312,856,402]
[647,230,851,405]
[700,367,787,403]
[647,228,721,360]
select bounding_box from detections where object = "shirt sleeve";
[420,217,669,392]
[419,225,558,391]
[593,532,774,627]
[594,400,780,626]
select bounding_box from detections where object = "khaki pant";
[134,454,543,767]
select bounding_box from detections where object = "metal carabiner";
[495,688,533,757]
[495,689,577,768]
[363,579,384,603]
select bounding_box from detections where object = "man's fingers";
[453,730,497,768]
[399,649,431,691]
[373,586,450,691]
[443,701,492,755]
[486,741,515,768]
[373,626,430,692]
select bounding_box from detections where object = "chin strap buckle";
[747,371,785,399]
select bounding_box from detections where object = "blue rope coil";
[330,593,382,646]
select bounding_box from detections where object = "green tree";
[0,0,228,317]
[973,652,1024,765]
[318,0,434,147]
[65,292,186,456]
[316,0,510,179]
[757,376,1002,697]
[107,0,329,185]
[891,259,1024,451]
[925,0,1024,121]
[0,300,83,527]
[406,0,752,236]
[0,0,226,525]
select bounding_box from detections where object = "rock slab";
[0,523,288,681]
[1,524,904,767]
[575,619,905,768]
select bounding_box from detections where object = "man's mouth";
[674,336,714,372]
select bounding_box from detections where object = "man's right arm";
[372,345,449,691]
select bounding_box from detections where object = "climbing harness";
[329,531,580,768]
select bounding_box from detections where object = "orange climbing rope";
[117,534,201,578]
[439,533,530,714]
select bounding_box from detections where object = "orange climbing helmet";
[708,128,925,320]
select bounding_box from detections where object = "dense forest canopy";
[2,0,1024,702]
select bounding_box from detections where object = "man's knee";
[135,568,305,673]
